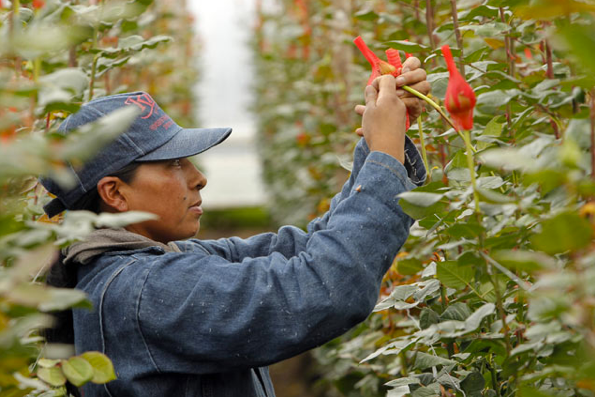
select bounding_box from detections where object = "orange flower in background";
[353,36,410,129]
[32,0,45,9]
[441,44,476,131]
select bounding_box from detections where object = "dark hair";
[44,162,141,395]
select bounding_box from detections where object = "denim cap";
[41,91,232,218]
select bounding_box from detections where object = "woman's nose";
[190,165,207,190]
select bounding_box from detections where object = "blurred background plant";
[253,0,595,396]
[0,0,198,395]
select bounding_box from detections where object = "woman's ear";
[97,176,129,213]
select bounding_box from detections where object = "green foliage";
[254,0,595,396]
[0,0,198,395]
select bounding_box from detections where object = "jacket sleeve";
[136,149,422,374]
[185,136,426,261]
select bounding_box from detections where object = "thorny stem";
[417,116,431,180]
[500,7,513,131]
[489,354,500,395]
[544,39,554,79]
[425,0,436,50]
[400,352,408,377]
[440,286,456,358]
[89,55,99,101]
[500,8,516,77]
[425,0,435,47]
[449,0,465,76]
[544,39,560,139]
[413,0,420,21]
[591,89,595,180]
[68,46,78,68]
[10,0,21,77]
[486,266,512,357]
[462,130,481,213]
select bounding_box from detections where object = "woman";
[43,60,430,396]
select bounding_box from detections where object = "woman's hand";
[361,75,407,163]
[355,56,430,128]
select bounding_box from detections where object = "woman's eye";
[172,159,182,167]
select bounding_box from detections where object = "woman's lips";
[189,204,203,215]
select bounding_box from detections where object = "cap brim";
[136,127,232,161]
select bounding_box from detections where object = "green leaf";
[517,386,558,397]
[558,22,595,78]
[413,352,456,370]
[523,169,566,195]
[387,386,411,397]
[420,309,440,329]
[95,211,159,229]
[476,188,515,204]
[459,22,509,37]
[81,352,117,384]
[476,90,520,113]
[386,40,429,53]
[57,105,142,166]
[478,117,503,150]
[354,9,379,21]
[37,366,66,387]
[411,385,440,397]
[441,302,472,321]
[531,211,594,255]
[464,303,496,333]
[398,192,446,220]
[461,372,485,394]
[398,192,444,207]
[436,261,474,290]
[479,148,535,172]
[40,287,92,312]
[385,377,421,387]
[62,357,94,387]
[38,358,61,368]
[396,258,423,276]
[492,250,555,272]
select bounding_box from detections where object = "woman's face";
[120,158,207,243]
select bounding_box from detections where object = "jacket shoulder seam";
[135,260,164,374]
[98,258,138,397]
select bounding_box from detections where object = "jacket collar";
[62,228,181,265]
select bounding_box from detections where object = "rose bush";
[0,0,198,395]
[253,0,595,396]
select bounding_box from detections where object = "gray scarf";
[62,228,181,266]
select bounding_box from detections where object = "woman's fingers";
[401,56,421,74]
[402,98,424,119]
[364,84,378,107]
[396,81,431,98]
[396,68,427,87]
[354,104,365,116]
[375,75,398,104]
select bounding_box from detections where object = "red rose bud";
[354,36,410,129]
[385,49,402,73]
[441,44,476,131]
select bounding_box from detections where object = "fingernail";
[396,76,406,86]
[396,89,405,97]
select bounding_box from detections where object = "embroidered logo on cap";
[125,93,156,119]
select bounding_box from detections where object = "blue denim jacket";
[72,138,425,396]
